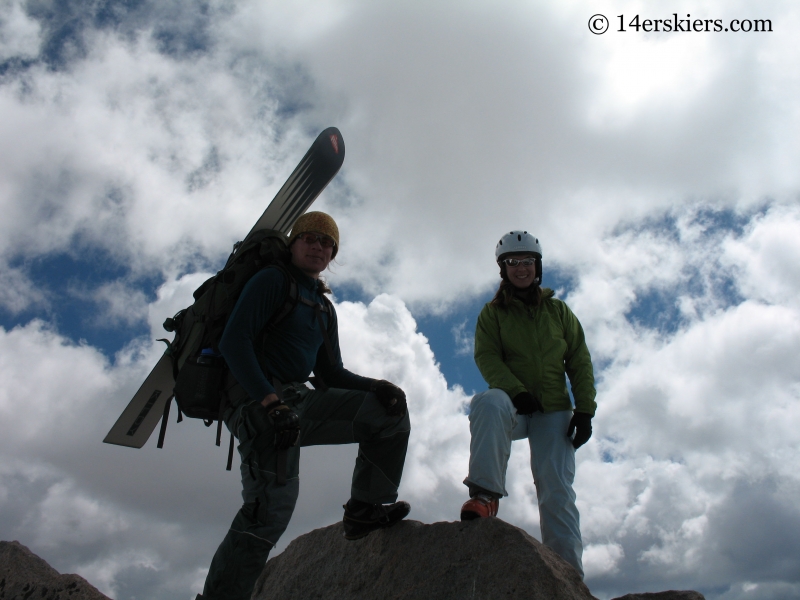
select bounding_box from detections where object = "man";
[198,211,411,600]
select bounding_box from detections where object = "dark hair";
[490,263,542,309]
[317,278,332,295]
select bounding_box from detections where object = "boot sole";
[343,502,410,540]
[460,510,482,521]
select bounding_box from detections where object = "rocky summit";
[1,523,705,600]
[251,518,706,600]
[0,540,110,600]
[253,517,595,600]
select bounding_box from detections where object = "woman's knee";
[470,389,514,417]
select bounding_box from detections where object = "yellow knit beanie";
[289,211,339,257]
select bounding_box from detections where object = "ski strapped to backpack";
[157,228,336,469]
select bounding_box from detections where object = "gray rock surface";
[0,532,708,600]
[611,593,705,600]
[0,540,111,600]
[252,518,597,600]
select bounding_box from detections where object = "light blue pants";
[465,388,584,578]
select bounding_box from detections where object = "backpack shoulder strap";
[297,293,336,365]
[320,293,334,316]
[320,296,337,363]
[263,263,299,330]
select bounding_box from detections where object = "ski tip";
[315,127,345,164]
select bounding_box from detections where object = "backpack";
[155,228,335,469]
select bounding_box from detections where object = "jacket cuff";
[506,385,527,400]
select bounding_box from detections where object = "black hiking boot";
[342,499,411,540]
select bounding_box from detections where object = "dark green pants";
[201,383,411,600]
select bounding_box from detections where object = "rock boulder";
[253,518,596,600]
[0,540,111,600]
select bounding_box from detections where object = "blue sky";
[1,249,158,351]
[1,1,800,599]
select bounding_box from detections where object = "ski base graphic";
[104,354,174,448]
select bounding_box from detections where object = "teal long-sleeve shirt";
[219,263,373,403]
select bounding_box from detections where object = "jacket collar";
[509,287,555,308]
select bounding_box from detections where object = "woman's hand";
[567,412,593,449]
[511,391,544,415]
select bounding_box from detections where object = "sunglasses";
[297,232,336,248]
[503,257,536,267]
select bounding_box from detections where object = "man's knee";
[392,407,411,434]
[361,392,411,438]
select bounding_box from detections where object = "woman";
[461,230,596,578]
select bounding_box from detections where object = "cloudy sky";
[1,1,799,598]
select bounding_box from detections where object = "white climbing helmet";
[495,231,542,263]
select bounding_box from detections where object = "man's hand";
[261,393,280,408]
[265,403,300,450]
[512,391,544,415]
[371,380,407,416]
[567,412,593,449]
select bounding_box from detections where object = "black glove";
[511,391,544,415]
[266,403,300,450]
[371,380,407,416]
[567,412,593,449]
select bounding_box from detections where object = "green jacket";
[474,288,597,415]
